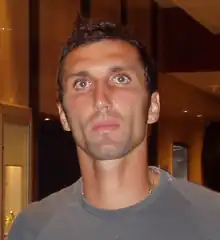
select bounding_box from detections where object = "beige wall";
[0,0,29,106]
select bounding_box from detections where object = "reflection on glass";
[4,166,22,232]
[3,123,30,235]
[172,143,188,179]
[5,211,15,233]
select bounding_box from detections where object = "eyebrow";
[65,70,89,80]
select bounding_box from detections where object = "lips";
[92,120,120,132]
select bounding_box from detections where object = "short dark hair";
[57,15,156,102]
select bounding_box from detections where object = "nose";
[93,82,112,112]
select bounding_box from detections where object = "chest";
[37,209,209,240]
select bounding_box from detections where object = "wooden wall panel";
[0,0,29,106]
[91,0,121,23]
[39,0,80,115]
[127,0,153,54]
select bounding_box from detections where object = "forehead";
[63,40,143,72]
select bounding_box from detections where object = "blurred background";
[0,0,220,237]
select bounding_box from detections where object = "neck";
[78,137,153,210]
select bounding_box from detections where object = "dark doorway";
[202,122,220,192]
[38,117,81,199]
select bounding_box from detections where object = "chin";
[88,144,131,161]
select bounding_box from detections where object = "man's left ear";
[147,92,160,124]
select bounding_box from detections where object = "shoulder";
[170,176,220,237]
[8,180,81,240]
[171,177,220,210]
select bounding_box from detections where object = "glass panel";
[172,144,188,179]
[3,122,30,236]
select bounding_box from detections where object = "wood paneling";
[39,0,80,115]
[91,0,121,22]
[0,0,29,106]
[127,0,153,54]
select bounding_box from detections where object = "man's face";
[58,40,160,160]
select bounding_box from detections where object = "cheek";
[132,99,148,128]
[63,95,93,131]
[115,92,148,142]
[115,90,148,120]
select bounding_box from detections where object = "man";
[9,16,220,240]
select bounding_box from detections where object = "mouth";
[91,120,120,132]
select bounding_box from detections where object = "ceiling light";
[44,118,50,121]
[183,110,188,113]
[0,27,12,31]
[196,114,202,118]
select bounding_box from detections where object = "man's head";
[57,16,160,161]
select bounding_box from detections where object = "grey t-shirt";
[8,167,220,240]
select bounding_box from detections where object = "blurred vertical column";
[149,1,159,167]
[39,0,80,116]
[29,0,40,202]
[127,0,155,55]
[0,0,32,237]
[81,0,91,18]
[0,0,29,105]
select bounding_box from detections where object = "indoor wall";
[0,0,29,106]
[159,73,220,120]
[158,73,220,185]
[91,0,120,22]
[39,0,80,115]
[3,122,30,233]
[0,0,31,237]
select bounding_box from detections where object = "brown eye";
[112,74,131,85]
[74,79,91,90]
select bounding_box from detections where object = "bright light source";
[44,118,50,121]
[196,114,202,118]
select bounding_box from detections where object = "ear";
[57,103,71,131]
[147,92,160,124]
